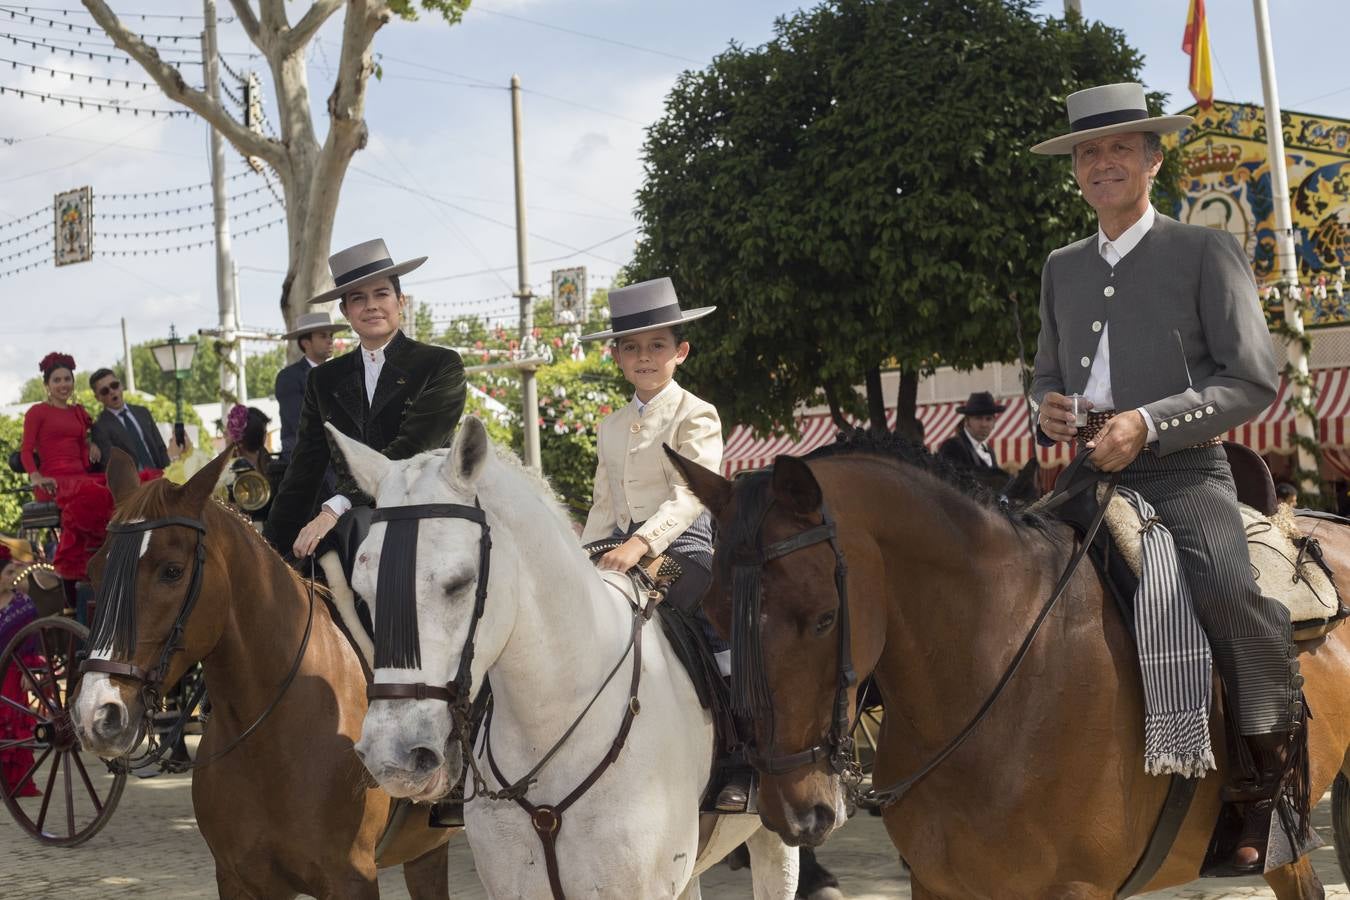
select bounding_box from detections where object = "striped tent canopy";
[720,367,1350,477]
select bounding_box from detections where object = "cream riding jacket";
[582,382,723,556]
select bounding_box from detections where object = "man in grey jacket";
[1030,83,1301,873]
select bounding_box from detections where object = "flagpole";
[1252,0,1319,499]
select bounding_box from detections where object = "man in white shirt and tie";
[89,368,171,473]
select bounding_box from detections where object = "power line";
[472,6,701,65]
[404,231,634,286]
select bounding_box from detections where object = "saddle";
[1043,444,1348,643]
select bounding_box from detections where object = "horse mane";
[800,427,1048,530]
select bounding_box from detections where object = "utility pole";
[1063,0,1082,14]
[1253,0,1319,498]
[203,0,240,425]
[512,74,541,470]
[121,317,135,394]
[233,260,247,402]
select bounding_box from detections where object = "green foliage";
[0,415,30,534]
[628,0,1173,432]
[388,0,472,26]
[413,302,436,342]
[245,345,288,399]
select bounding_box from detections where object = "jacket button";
[1091,321,1102,332]
[1159,421,1169,431]
[1171,418,1180,427]
[1103,286,1115,298]
[630,423,642,433]
[1184,413,1193,422]
[1080,356,1091,367]
[1205,405,1215,414]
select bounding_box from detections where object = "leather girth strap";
[482,610,646,900]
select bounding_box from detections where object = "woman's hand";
[293,507,340,559]
[598,536,650,572]
[30,473,57,493]
[88,442,102,464]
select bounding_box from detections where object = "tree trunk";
[893,369,922,445]
[823,384,850,432]
[864,367,887,435]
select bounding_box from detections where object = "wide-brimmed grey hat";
[282,311,350,341]
[309,238,427,305]
[1030,82,1192,156]
[580,277,715,342]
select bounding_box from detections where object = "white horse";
[333,418,799,899]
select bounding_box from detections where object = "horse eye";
[161,563,185,582]
[814,611,836,636]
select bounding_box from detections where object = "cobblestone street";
[3,754,1349,899]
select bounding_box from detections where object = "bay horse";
[330,418,800,898]
[666,429,1350,899]
[69,450,455,899]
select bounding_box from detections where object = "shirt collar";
[964,426,987,450]
[1097,204,1155,261]
[635,381,677,416]
[360,334,396,365]
[305,357,320,368]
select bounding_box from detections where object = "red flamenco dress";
[21,403,113,582]
[0,589,42,797]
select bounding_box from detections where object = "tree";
[81,0,469,337]
[245,344,288,398]
[628,0,1180,437]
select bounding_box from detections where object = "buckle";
[531,805,560,835]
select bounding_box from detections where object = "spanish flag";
[1182,0,1214,108]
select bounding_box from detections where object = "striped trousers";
[1119,445,1300,736]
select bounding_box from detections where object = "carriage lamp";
[151,323,197,450]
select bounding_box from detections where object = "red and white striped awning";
[720,367,1350,477]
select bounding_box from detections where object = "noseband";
[732,499,859,779]
[364,501,491,708]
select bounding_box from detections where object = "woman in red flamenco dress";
[20,353,113,584]
[0,544,43,797]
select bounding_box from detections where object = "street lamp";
[150,324,197,449]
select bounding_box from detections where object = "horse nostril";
[94,703,124,737]
[410,746,441,775]
[808,803,835,837]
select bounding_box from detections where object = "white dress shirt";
[963,426,994,468]
[1085,204,1158,442]
[322,335,397,520]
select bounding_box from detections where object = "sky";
[0,0,1345,405]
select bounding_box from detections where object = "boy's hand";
[598,536,649,572]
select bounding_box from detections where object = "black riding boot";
[1225,723,1309,873]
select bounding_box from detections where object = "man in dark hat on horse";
[937,391,1005,478]
[264,239,466,561]
[1030,82,1304,873]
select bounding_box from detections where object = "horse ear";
[105,449,141,504]
[663,444,732,517]
[442,417,490,488]
[179,449,233,510]
[771,456,822,516]
[327,423,391,498]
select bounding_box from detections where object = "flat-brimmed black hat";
[956,391,1006,416]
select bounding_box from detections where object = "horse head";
[335,417,507,804]
[71,448,233,759]
[668,447,864,847]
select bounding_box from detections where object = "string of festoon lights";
[0,30,208,60]
[0,4,233,23]
[0,220,46,247]
[0,7,200,43]
[99,200,281,239]
[0,55,166,88]
[98,184,271,219]
[0,205,48,232]
[101,170,252,201]
[0,82,191,116]
[97,215,285,256]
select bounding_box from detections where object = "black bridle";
[364,501,492,708]
[730,499,859,779]
[79,509,316,771]
[730,465,1119,808]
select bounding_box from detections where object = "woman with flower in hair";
[221,404,276,522]
[21,352,112,584]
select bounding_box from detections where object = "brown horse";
[669,431,1350,899]
[70,450,455,899]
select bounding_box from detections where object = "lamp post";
[150,324,198,450]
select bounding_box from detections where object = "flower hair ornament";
[38,352,76,376]
[225,404,249,445]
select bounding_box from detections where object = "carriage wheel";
[851,702,883,779]
[0,616,126,846]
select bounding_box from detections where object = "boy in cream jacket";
[581,278,748,811]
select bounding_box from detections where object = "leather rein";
[363,499,657,900]
[734,470,1119,809]
[79,511,316,772]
